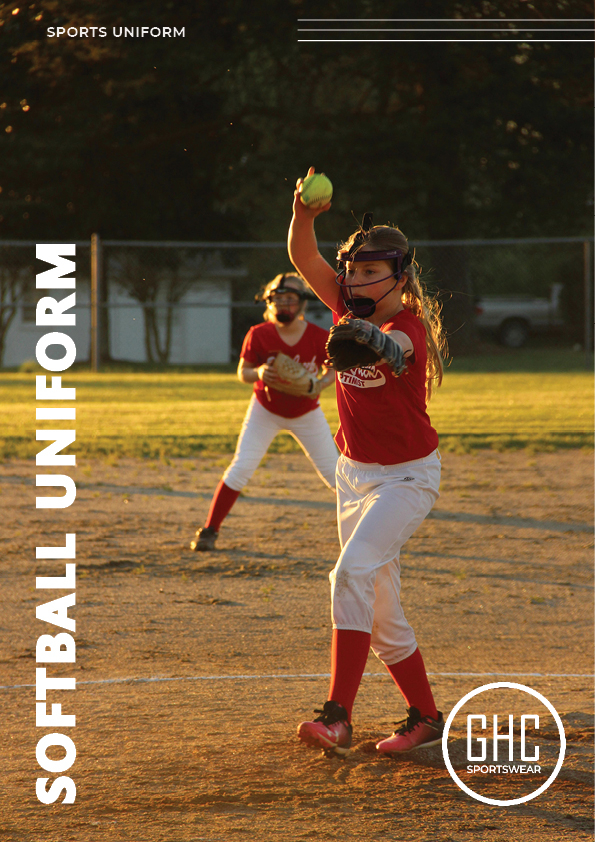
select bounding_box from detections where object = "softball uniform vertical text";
[34,245,77,804]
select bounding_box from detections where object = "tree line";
[0,0,591,358]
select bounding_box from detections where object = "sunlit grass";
[2,351,592,459]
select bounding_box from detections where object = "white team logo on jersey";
[338,366,386,389]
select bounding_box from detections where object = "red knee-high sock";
[385,648,438,719]
[204,480,240,532]
[328,629,371,721]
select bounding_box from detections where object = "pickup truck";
[474,283,564,348]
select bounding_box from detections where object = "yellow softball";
[299,173,333,209]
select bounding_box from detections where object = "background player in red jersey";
[190,272,338,552]
[288,168,448,756]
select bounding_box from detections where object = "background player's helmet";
[258,273,309,323]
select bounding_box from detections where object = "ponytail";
[400,264,447,400]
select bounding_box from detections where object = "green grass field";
[2,349,592,459]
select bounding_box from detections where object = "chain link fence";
[1,236,592,368]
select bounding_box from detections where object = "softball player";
[287,169,447,756]
[190,272,338,552]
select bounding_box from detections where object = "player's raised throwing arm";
[288,167,339,312]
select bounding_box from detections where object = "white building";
[2,247,242,367]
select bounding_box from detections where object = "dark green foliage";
[0,0,591,353]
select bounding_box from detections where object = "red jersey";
[240,321,330,419]
[333,306,438,464]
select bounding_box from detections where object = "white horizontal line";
[298,29,592,32]
[429,672,595,678]
[298,19,595,22]
[298,39,593,43]
[1,671,592,691]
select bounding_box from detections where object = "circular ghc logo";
[441,682,566,806]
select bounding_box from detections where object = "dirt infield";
[2,450,593,841]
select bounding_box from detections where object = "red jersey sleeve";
[240,325,265,366]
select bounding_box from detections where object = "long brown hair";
[340,225,447,399]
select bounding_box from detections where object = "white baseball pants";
[222,394,338,491]
[331,451,441,665]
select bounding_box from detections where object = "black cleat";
[190,526,218,551]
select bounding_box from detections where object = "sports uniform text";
[46,26,185,38]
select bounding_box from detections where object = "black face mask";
[265,286,304,323]
[275,311,295,323]
[343,295,379,318]
[336,267,402,318]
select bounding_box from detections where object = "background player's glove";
[271,352,320,398]
[326,317,407,377]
